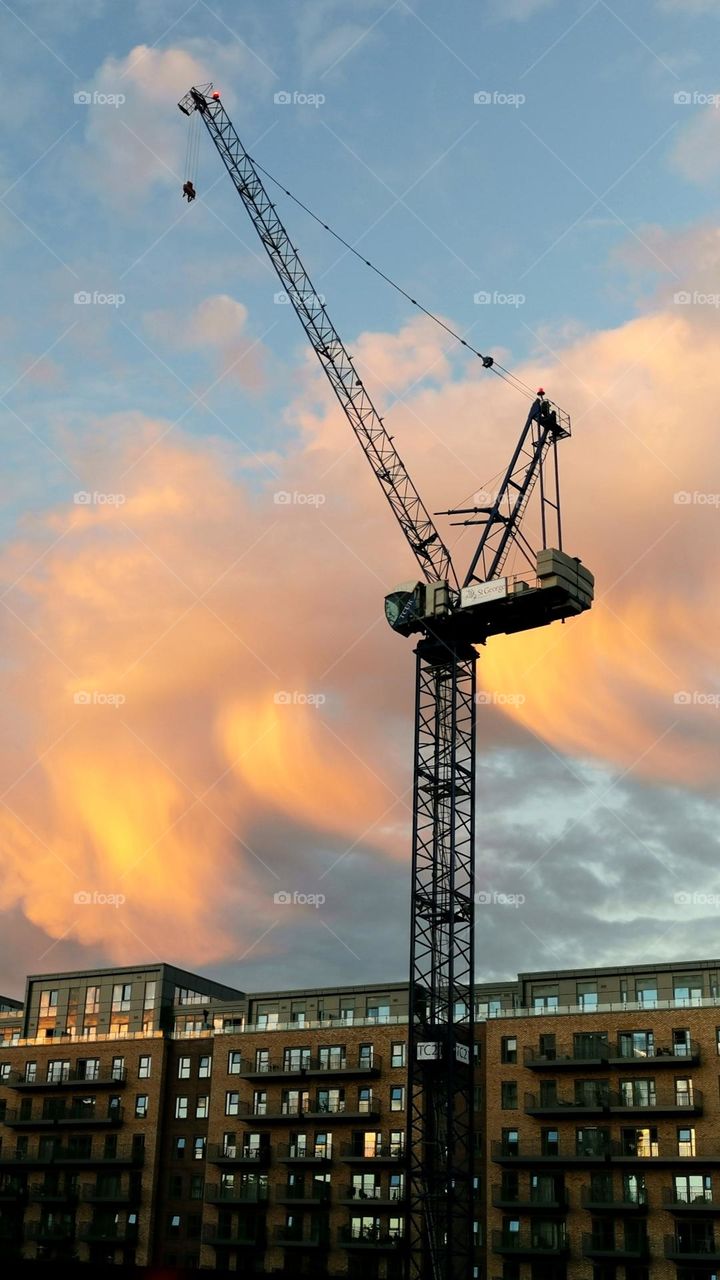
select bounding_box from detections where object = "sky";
[0,0,719,1001]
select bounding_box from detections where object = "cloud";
[144,294,268,390]
[669,101,720,183]
[485,0,558,21]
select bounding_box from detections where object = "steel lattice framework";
[179,83,590,1280]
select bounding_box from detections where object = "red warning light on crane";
[212,91,221,100]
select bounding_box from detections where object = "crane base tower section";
[407,637,476,1280]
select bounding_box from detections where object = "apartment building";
[1,957,720,1276]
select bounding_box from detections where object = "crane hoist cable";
[240,151,542,405]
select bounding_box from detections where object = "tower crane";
[178,84,594,1280]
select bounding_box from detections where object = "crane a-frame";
[178,83,594,1280]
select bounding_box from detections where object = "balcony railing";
[492,1229,568,1256]
[9,1067,127,1088]
[582,1232,649,1258]
[77,1222,138,1243]
[662,1187,720,1212]
[340,1184,406,1205]
[581,1185,648,1211]
[274,1224,330,1246]
[339,1226,404,1249]
[525,1089,703,1116]
[207,1143,270,1165]
[277,1144,333,1163]
[25,1221,75,1241]
[0,1143,143,1166]
[27,1181,78,1202]
[234,1054,382,1078]
[524,1040,700,1068]
[4,1104,124,1127]
[491,1186,568,1211]
[204,1182,268,1204]
[665,1234,720,1260]
[201,1223,261,1246]
[342,1143,405,1162]
[275,1183,331,1204]
[493,1138,720,1164]
[80,1182,135,1203]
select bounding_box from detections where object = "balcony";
[0,1180,27,1201]
[204,1182,269,1205]
[339,1185,406,1208]
[275,1184,331,1206]
[4,1104,124,1128]
[28,1182,78,1204]
[0,1144,143,1168]
[207,1143,270,1167]
[610,1088,702,1117]
[492,1139,720,1166]
[665,1235,720,1262]
[77,1222,138,1244]
[583,1232,649,1259]
[663,1188,720,1213]
[10,1068,127,1089]
[250,1101,382,1122]
[339,1226,404,1250]
[234,1055,382,1080]
[201,1223,263,1247]
[25,1220,75,1242]
[277,1144,333,1165]
[610,1041,700,1068]
[524,1043,608,1070]
[342,1144,405,1163]
[581,1186,648,1213]
[492,1229,569,1257]
[525,1091,607,1117]
[274,1224,330,1247]
[491,1186,567,1212]
[80,1183,137,1204]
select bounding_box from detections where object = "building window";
[85,987,100,1014]
[111,983,132,1012]
[47,1060,70,1083]
[367,1004,390,1022]
[225,1092,240,1116]
[318,1045,345,1070]
[577,981,598,1009]
[501,1037,518,1064]
[175,1137,186,1159]
[635,982,658,1007]
[502,1128,519,1156]
[678,1127,696,1157]
[198,1055,211,1078]
[675,1078,693,1108]
[190,1174,203,1200]
[24,1062,37,1083]
[111,1056,125,1081]
[390,1130,405,1156]
[175,1096,189,1120]
[359,1044,374,1068]
[195,1096,209,1119]
[169,1174,183,1198]
[144,981,156,1009]
[532,986,558,1010]
[135,1095,149,1118]
[390,1086,405,1111]
[618,1031,654,1060]
[193,1136,206,1160]
[501,1081,518,1109]
[673,1029,691,1056]
[0,1064,9,1082]
[228,1051,242,1074]
[674,1173,711,1204]
[39,989,58,1017]
[674,980,702,1006]
[391,1042,406,1068]
[178,1057,191,1079]
[168,1214,181,1236]
[138,1055,151,1079]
